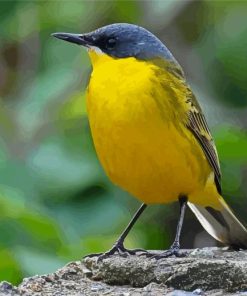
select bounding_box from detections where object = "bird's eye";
[106,38,117,49]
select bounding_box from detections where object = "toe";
[84,252,103,259]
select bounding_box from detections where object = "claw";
[150,249,188,260]
[139,243,188,260]
[84,242,147,262]
[84,252,104,259]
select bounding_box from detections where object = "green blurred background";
[0,0,247,284]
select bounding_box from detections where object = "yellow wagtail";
[52,23,247,259]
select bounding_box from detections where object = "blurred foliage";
[0,0,246,284]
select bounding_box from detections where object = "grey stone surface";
[1,248,247,295]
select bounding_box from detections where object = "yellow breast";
[86,51,212,204]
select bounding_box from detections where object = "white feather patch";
[87,46,103,54]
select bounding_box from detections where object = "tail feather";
[188,196,247,249]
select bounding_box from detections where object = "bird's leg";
[84,203,147,261]
[143,196,188,259]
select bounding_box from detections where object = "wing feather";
[186,94,222,194]
[156,60,222,194]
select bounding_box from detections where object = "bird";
[52,23,247,259]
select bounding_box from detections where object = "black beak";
[51,32,94,47]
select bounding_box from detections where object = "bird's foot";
[84,241,147,262]
[140,243,187,260]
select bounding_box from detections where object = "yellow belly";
[86,54,212,204]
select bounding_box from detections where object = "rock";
[0,248,247,295]
[0,281,19,296]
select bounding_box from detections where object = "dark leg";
[85,203,147,260]
[144,196,188,259]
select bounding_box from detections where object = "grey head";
[52,23,176,62]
